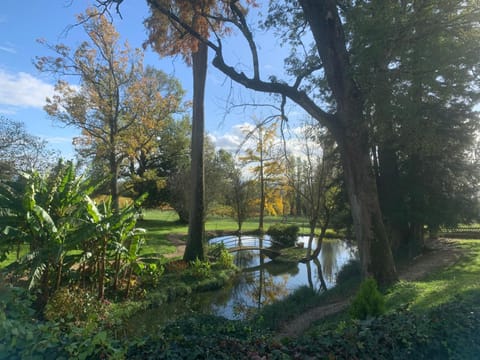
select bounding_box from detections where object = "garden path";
[275,238,464,339]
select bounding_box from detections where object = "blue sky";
[0,0,304,159]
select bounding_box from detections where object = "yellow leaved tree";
[36,8,184,211]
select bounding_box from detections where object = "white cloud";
[0,45,16,54]
[210,121,324,163]
[0,69,54,109]
[40,135,73,145]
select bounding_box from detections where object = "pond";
[128,236,357,333]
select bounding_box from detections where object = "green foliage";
[336,258,361,286]
[208,243,234,269]
[350,277,386,320]
[0,284,124,359]
[184,258,212,280]
[126,314,270,360]
[294,295,480,360]
[0,160,148,304]
[44,287,106,324]
[136,262,165,289]
[0,160,98,305]
[267,224,299,248]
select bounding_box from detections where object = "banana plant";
[78,194,147,300]
[0,160,97,308]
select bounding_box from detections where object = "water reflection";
[210,236,357,318]
[127,237,357,333]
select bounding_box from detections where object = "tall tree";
[37,8,182,211]
[145,0,227,261]
[226,167,255,233]
[347,0,480,256]
[240,121,285,232]
[98,0,480,283]
[129,0,398,284]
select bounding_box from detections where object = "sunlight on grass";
[386,240,480,312]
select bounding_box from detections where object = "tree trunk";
[335,129,397,284]
[300,0,397,285]
[110,154,120,212]
[184,41,208,262]
[371,56,409,256]
[313,257,328,292]
[98,237,107,300]
[258,134,265,232]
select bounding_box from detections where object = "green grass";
[0,209,340,265]
[385,239,480,312]
[138,209,317,256]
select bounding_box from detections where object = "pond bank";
[275,237,465,339]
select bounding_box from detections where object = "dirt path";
[163,234,186,259]
[275,238,464,339]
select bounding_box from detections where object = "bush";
[349,277,385,320]
[138,263,164,288]
[44,287,107,325]
[267,224,299,248]
[208,243,234,269]
[184,258,212,280]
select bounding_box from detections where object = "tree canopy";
[36,7,185,210]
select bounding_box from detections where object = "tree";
[240,121,285,232]
[145,0,225,261]
[99,0,480,289]
[0,117,58,179]
[36,8,182,211]
[286,125,341,258]
[347,0,480,256]
[124,114,190,208]
[126,0,398,284]
[226,165,256,233]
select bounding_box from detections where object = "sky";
[0,0,307,160]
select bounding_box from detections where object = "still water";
[130,236,357,331]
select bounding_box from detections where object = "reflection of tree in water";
[233,249,257,268]
[233,257,289,317]
[306,258,328,292]
[320,240,340,282]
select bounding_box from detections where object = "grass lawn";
[138,209,315,256]
[385,239,480,313]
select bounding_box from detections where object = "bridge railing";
[208,235,284,251]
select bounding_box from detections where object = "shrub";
[208,243,234,269]
[138,263,164,288]
[349,277,385,320]
[184,258,212,280]
[267,224,299,248]
[44,287,107,325]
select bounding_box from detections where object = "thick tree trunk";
[371,57,409,255]
[300,0,397,285]
[335,127,397,285]
[184,41,208,262]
